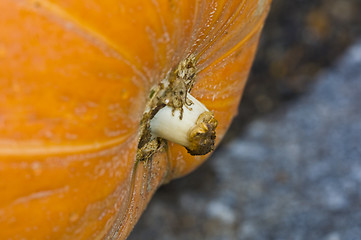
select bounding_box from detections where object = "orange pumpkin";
[0,0,271,239]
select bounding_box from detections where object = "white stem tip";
[150,94,217,155]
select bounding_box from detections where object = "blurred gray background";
[129,0,361,239]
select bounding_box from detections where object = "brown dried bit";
[186,111,218,155]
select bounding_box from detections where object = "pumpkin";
[0,0,271,239]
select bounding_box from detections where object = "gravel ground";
[129,39,361,240]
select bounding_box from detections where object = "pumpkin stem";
[137,55,218,161]
[150,94,217,155]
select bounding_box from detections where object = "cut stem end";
[150,94,217,155]
[186,111,218,155]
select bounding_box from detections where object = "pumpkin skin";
[0,0,271,239]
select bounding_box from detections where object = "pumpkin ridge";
[105,156,147,240]
[149,0,169,39]
[0,133,133,157]
[196,0,247,62]
[199,11,267,74]
[192,0,232,60]
[181,0,201,56]
[8,187,68,207]
[20,0,148,83]
[186,0,207,54]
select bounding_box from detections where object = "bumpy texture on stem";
[136,55,218,161]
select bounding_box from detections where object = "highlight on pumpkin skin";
[150,93,217,155]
